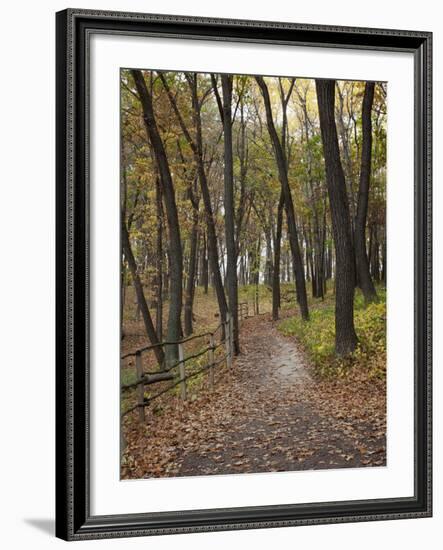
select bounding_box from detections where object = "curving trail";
[122,313,386,479]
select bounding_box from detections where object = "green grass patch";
[278,286,386,379]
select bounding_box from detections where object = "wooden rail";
[121,312,235,422]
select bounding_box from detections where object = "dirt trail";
[178,315,385,476]
[122,313,386,479]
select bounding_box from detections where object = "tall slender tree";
[316,79,358,356]
[184,178,200,336]
[220,74,240,354]
[131,69,183,364]
[155,177,163,339]
[272,190,284,320]
[158,71,229,329]
[256,76,309,321]
[355,82,378,303]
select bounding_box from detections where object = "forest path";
[122,312,386,479]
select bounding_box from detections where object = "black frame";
[56,8,432,541]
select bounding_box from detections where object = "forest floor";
[121,309,386,479]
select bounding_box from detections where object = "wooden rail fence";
[121,311,240,423]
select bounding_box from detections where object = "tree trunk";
[253,236,261,315]
[184,183,199,336]
[221,74,240,354]
[197,162,228,326]
[381,232,387,284]
[272,190,284,320]
[121,222,164,366]
[316,79,358,356]
[235,98,249,259]
[155,177,163,339]
[131,69,183,365]
[159,72,228,329]
[371,224,381,282]
[355,82,378,303]
[264,229,273,287]
[256,76,309,320]
[200,232,209,293]
[120,162,127,341]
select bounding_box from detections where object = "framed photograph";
[56,8,432,541]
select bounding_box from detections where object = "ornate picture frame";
[55,8,432,541]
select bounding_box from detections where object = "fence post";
[135,351,145,422]
[225,312,232,369]
[178,342,187,401]
[209,333,215,389]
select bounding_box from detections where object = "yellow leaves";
[278,286,386,380]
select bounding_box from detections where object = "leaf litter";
[121,313,386,479]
